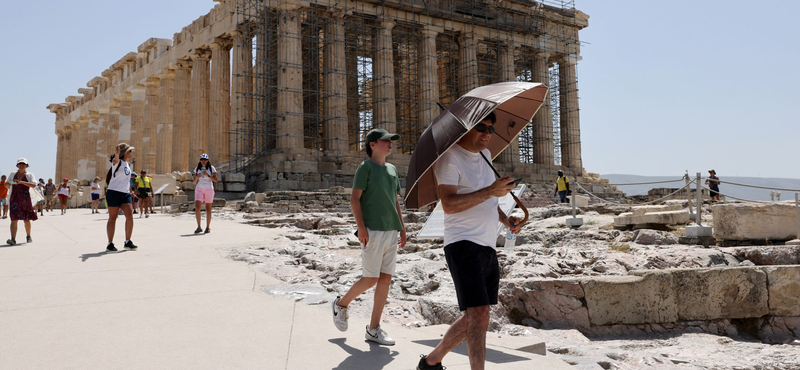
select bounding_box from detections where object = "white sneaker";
[139,213,143,218]
[331,296,349,332]
[365,325,395,345]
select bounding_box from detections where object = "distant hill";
[601,174,800,202]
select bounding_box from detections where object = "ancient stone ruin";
[47,0,588,191]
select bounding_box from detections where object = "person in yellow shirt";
[135,170,154,218]
[553,170,571,203]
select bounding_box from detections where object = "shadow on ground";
[328,338,399,370]
[413,339,530,364]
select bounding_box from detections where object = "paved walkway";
[0,209,572,369]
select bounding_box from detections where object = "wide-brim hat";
[16,158,29,166]
[118,143,134,156]
[708,169,716,174]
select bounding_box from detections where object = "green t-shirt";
[353,160,403,231]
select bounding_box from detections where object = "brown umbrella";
[404,82,549,222]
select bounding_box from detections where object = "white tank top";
[107,161,132,193]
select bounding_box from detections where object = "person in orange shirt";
[0,175,9,219]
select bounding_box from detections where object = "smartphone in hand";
[507,177,523,186]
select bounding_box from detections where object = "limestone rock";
[582,272,677,326]
[669,267,768,321]
[764,266,800,316]
[729,245,800,265]
[713,202,798,242]
[632,229,678,245]
[417,298,460,325]
[244,191,256,202]
[500,279,590,330]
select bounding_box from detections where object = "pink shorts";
[195,188,215,204]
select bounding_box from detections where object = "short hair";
[484,111,496,124]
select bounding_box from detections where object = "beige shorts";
[362,228,399,278]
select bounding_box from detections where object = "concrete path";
[0,209,572,369]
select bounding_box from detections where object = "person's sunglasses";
[474,123,495,135]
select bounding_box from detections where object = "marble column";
[559,58,582,171]
[86,111,100,180]
[74,119,87,181]
[418,28,439,145]
[323,12,348,154]
[533,52,553,166]
[232,28,253,157]
[277,8,304,150]
[210,38,232,163]
[156,70,175,174]
[98,107,110,176]
[62,127,73,180]
[56,131,65,181]
[173,59,192,172]
[497,42,520,164]
[117,92,133,171]
[458,32,478,96]
[190,49,211,160]
[108,100,121,160]
[143,77,160,172]
[130,85,146,171]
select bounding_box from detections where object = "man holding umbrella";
[418,112,521,370]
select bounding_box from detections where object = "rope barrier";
[699,185,771,204]
[574,179,696,206]
[601,178,687,187]
[713,180,800,193]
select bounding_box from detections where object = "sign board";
[416,184,526,240]
[154,183,170,195]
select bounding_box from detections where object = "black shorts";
[444,240,500,311]
[137,188,150,199]
[710,188,719,197]
[106,190,132,208]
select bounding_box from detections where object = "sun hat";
[118,143,134,156]
[365,129,400,144]
[16,158,29,166]
[708,169,716,174]
[200,153,209,160]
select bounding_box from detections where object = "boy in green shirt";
[332,128,406,346]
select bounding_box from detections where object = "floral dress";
[10,174,38,221]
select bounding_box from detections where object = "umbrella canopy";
[404,81,548,209]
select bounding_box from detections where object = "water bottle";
[503,227,516,255]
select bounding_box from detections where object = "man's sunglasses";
[475,123,495,135]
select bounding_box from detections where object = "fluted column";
[559,58,581,171]
[98,107,110,177]
[156,70,175,174]
[143,77,160,172]
[533,52,553,166]
[210,38,232,163]
[173,59,192,172]
[277,8,304,150]
[497,42,519,164]
[323,12,348,154]
[62,127,73,180]
[190,49,211,160]
[74,119,87,181]
[86,111,100,180]
[232,28,253,157]
[56,131,65,181]
[418,28,440,137]
[458,32,478,96]
[108,100,121,160]
[130,85,146,171]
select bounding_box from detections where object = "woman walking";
[34,181,45,216]
[106,143,138,252]
[193,153,217,234]
[6,158,38,245]
[90,177,102,214]
[57,178,70,215]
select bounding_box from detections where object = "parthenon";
[47,0,588,191]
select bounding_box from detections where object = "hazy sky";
[1,1,797,180]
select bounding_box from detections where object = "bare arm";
[350,188,368,246]
[396,196,407,248]
[438,176,514,215]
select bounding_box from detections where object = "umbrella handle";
[510,193,529,226]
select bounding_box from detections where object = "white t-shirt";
[108,161,132,193]
[434,145,499,248]
[193,165,217,190]
[91,182,102,195]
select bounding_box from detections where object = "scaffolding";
[230,0,584,182]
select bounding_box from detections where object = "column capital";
[381,20,395,30]
[157,68,176,79]
[210,37,233,50]
[173,58,193,70]
[191,48,211,61]
[421,25,442,37]
[117,91,133,102]
[536,51,551,60]
[144,76,160,88]
[87,110,100,119]
[329,8,348,20]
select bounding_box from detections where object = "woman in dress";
[6,158,38,245]
[90,177,102,214]
[105,143,138,252]
[192,153,218,234]
[57,178,70,215]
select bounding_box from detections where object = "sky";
[1,1,797,180]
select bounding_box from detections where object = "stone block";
[182,181,195,191]
[713,202,798,242]
[224,172,246,182]
[632,204,683,216]
[212,198,226,207]
[224,182,246,192]
[255,193,267,203]
[670,267,768,321]
[764,266,800,316]
[582,272,678,325]
[685,225,713,237]
[565,217,583,228]
[613,210,690,229]
[318,162,337,174]
[569,195,589,207]
[214,182,223,191]
[149,174,177,194]
[173,194,187,204]
[499,279,590,330]
[180,171,193,182]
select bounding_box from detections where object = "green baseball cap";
[365,128,400,144]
